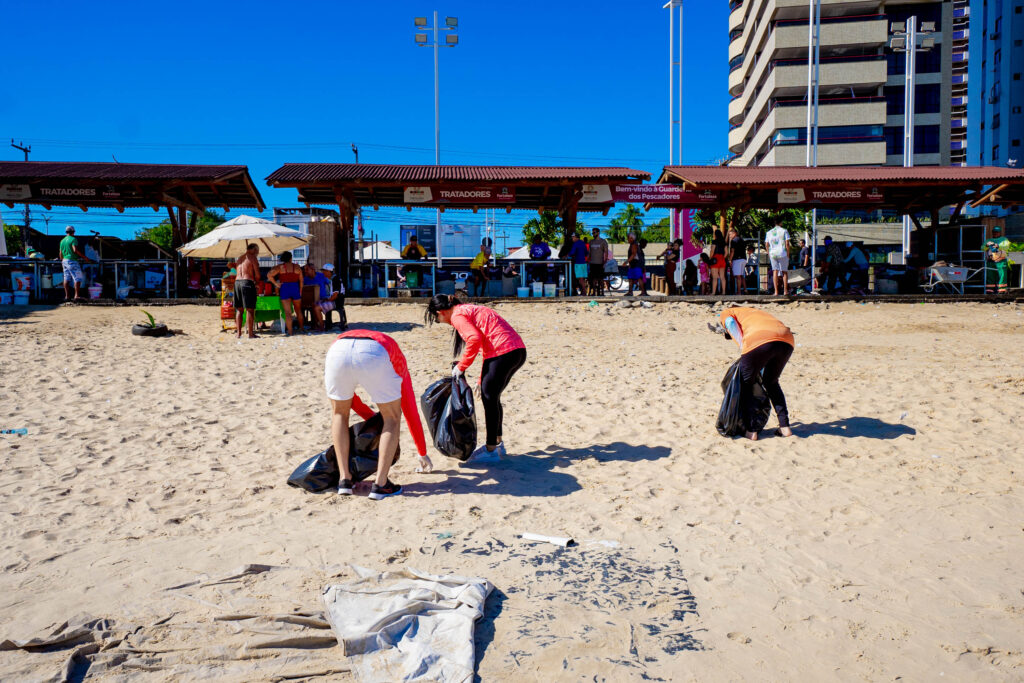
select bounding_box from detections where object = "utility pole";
[352,143,364,264]
[10,139,31,251]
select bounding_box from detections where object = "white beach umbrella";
[177,215,309,259]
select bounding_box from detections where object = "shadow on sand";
[794,417,916,439]
[0,304,59,322]
[401,442,671,498]
[345,322,423,334]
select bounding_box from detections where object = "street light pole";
[10,139,31,251]
[805,0,820,288]
[890,18,934,260]
[415,13,458,268]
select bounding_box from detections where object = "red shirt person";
[425,296,526,462]
[324,330,430,499]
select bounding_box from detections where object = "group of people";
[324,294,527,499]
[230,244,346,339]
[322,296,796,500]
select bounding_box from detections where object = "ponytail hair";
[424,293,466,358]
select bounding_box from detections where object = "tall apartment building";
[967,0,1024,170]
[727,0,954,167]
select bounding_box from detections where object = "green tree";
[135,209,226,252]
[521,211,585,255]
[3,223,24,256]
[607,204,646,242]
[692,207,808,244]
[643,216,671,243]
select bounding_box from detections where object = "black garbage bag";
[287,413,401,492]
[420,375,478,461]
[716,360,772,437]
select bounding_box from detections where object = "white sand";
[1,301,1022,681]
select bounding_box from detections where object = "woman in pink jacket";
[425,294,527,462]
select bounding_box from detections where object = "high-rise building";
[967,0,1024,170]
[727,0,954,168]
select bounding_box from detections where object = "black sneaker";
[368,480,402,500]
[337,479,353,495]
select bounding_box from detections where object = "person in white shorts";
[764,222,791,296]
[324,330,431,500]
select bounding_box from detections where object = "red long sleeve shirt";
[335,330,428,457]
[450,304,525,372]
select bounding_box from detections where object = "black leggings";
[738,341,793,429]
[480,348,527,446]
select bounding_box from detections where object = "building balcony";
[762,140,886,166]
[730,97,886,159]
[951,118,967,129]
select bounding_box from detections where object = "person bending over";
[425,294,526,463]
[324,329,432,499]
[718,307,795,441]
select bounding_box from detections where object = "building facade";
[728,0,955,168]
[967,0,1024,170]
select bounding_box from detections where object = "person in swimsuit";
[324,330,432,499]
[718,307,796,441]
[425,294,527,463]
[268,252,304,335]
[234,243,261,339]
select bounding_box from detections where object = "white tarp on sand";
[323,566,492,683]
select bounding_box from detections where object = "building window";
[1015,74,1022,81]
[1014,106,1023,114]
[1014,140,1021,147]
[994,113,1001,129]
[887,49,942,76]
[885,126,903,156]
[885,84,941,115]
[915,126,940,154]
[994,145,1000,162]
[772,125,884,147]
[995,17,1002,34]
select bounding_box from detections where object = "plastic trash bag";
[420,375,478,461]
[716,360,771,437]
[287,413,401,492]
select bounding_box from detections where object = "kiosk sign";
[581,184,719,205]
[778,187,885,204]
[404,186,516,204]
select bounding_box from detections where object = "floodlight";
[446,34,458,44]
[445,16,458,27]
[920,21,936,33]
[414,17,428,26]
[415,33,428,44]
[890,21,906,33]
[919,37,936,49]
[889,37,907,50]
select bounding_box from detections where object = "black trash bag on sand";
[716,359,772,437]
[287,413,401,492]
[420,375,477,461]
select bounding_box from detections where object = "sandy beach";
[1,300,1023,681]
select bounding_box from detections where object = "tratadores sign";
[404,186,516,204]
[778,187,885,204]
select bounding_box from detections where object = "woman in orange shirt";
[718,307,795,440]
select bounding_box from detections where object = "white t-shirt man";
[765,225,790,272]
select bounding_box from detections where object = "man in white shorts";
[764,222,791,296]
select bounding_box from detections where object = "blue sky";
[1,0,729,245]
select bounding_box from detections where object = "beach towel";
[323,566,492,683]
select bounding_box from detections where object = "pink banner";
[777,187,885,204]
[676,208,702,260]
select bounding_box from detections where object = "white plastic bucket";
[116,286,132,300]
[544,283,556,298]
[13,291,29,305]
[531,282,543,297]
[12,274,31,292]
[88,284,103,299]
[516,286,530,298]
[0,292,12,304]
